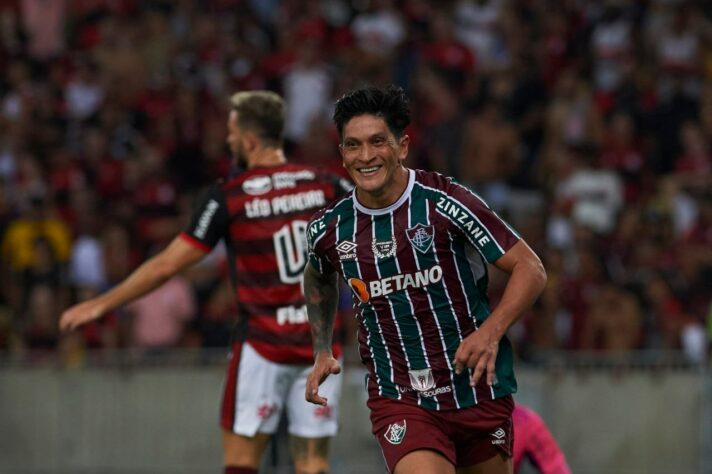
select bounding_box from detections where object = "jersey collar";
[353,168,414,216]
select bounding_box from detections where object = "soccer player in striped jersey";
[60,91,351,474]
[303,86,547,474]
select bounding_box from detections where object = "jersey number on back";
[273,220,308,284]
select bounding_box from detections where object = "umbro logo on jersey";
[242,175,272,195]
[336,240,357,260]
[384,420,407,445]
[372,236,396,259]
[491,428,506,445]
[406,224,434,254]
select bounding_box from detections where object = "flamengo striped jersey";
[307,168,520,410]
[180,163,351,364]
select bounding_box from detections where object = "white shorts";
[220,342,342,438]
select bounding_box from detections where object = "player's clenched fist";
[305,352,342,406]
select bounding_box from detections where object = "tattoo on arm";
[303,263,339,355]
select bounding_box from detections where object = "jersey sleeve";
[306,212,335,275]
[179,185,229,252]
[441,177,520,263]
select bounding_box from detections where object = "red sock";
[224,467,257,474]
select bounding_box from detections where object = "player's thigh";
[456,453,512,474]
[220,342,293,437]
[284,362,342,438]
[288,435,331,473]
[394,449,455,474]
[222,429,271,467]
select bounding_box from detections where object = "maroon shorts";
[368,394,514,473]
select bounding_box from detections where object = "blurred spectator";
[453,0,507,72]
[580,283,642,352]
[554,143,624,236]
[590,4,633,93]
[460,98,518,211]
[126,274,196,351]
[20,0,67,61]
[283,38,333,145]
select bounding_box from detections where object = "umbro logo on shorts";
[384,419,407,445]
[491,427,506,445]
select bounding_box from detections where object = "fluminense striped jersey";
[180,163,351,364]
[307,168,520,410]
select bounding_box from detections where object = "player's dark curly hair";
[333,85,411,140]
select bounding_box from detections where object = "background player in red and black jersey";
[60,91,350,474]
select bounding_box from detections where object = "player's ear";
[398,134,409,162]
[242,130,259,152]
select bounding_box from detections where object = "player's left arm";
[303,261,342,406]
[454,239,546,385]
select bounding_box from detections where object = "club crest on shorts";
[406,224,434,254]
[384,419,407,445]
[408,368,435,392]
[372,236,396,259]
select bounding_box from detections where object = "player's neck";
[246,148,287,169]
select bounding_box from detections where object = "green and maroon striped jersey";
[307,169,521,410]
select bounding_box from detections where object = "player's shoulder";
[306,189,354,243]
[219,162,336,193]
[413,168,458,191]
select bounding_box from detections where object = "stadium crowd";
[0,0,710,365]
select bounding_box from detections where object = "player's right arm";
[303,261,342,406]
[59,238,205,331]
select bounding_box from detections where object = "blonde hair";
[229,91,285,146]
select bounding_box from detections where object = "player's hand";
[453,325,500,387]
[305,352,341,406]
[59,299,106,332]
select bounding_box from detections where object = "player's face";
[340,114,409,208]
[226,110,247,167]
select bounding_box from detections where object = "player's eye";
[342,141,360,152]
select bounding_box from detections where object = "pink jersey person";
[513,404,572,474]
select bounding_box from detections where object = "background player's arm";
[59,237,206,331]
[520,407,572,474]
[303,261,342,406]
[454,240,546,385]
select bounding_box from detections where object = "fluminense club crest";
[406,224,434,254]
[384,419,407,445]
